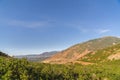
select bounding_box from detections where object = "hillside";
[43,36,120,64]
[0,51,9,57]
[80,43,120,63]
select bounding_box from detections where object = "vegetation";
[0,51,9,57]
[81,43,120,63]
[1,57,120,80]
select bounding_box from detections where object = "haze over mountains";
[15,51,58,62]
[43,36,120,64]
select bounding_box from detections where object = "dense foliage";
[0,57,120,80]
[0,51,9,57]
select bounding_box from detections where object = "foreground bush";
[0,57,120,80]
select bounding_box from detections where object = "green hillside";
[72,36,120,51]
[82,36,119,50]
[81,43,120,63]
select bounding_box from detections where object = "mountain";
[43,36,120,64]
[80,43,120,63]
[15,51,58,62]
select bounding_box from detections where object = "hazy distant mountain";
[15,51,59,62]
[43,36,120,64]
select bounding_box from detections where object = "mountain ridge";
[15,51,59,62]
[43,36,120,64]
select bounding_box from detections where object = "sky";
[0,0,120,56]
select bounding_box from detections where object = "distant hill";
[43,36,120,64]
[0,51,9,57]
[15,51,59,62]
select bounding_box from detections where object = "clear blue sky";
[0,0,120,56]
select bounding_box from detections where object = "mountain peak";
[101,36,120,39]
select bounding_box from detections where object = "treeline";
[0,57,120,80]
[0,51,9,57]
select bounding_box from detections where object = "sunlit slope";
[43,36,120,64]
[80,43,120,63]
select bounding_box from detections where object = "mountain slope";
[80,43,120,63]
[43,36,120,64]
